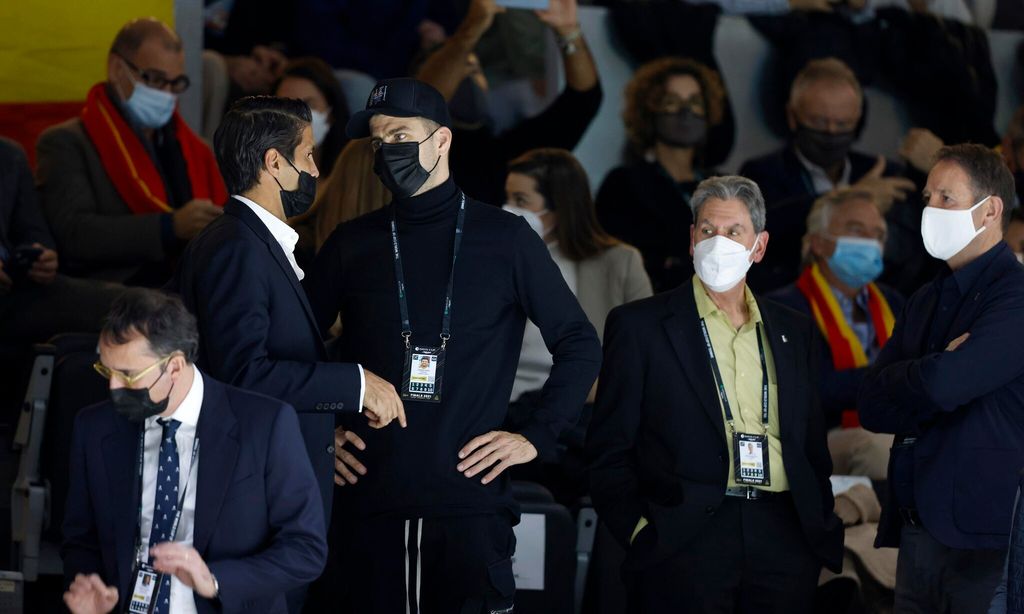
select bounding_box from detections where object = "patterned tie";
[149,418,181,614]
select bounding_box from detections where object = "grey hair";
[690,175,767,233]
[788,57,863,109]
[801,188,883,265]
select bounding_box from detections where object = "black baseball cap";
[346,78,451,139]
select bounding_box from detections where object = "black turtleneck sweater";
[305,178,602,521]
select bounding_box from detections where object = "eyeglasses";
[93,355,172,387]
[116,53,191,94]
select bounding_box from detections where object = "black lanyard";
[132,424,200,563]
[390,193,466,350]
[698,318,770,432]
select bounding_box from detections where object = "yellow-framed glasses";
[93,355,172,387]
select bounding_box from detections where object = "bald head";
[110,18,181,57]
[107,18,186,111]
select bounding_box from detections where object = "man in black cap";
[305,77,602,613]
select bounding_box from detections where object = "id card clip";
[125,562,161,614]
[733,432,771,487]
[400,345,446,403]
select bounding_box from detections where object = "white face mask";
[310,108,331,147]
[920,195,990,261]
[693,234,759,293]
[503,203,546,238]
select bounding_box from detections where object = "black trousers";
[626,494,822,614]
[894,525,1005,614]
[337,514,516,614]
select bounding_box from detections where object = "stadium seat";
[513,500,576,614]
[11,334,105,582]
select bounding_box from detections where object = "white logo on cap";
[369,85,387,107]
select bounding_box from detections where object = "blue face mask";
[827,236,884,289]
[124,79,177,129]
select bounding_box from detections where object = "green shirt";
[692,275,789,493]
[630,276,794,544]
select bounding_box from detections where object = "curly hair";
[622,57,726,156]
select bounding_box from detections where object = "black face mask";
[449,78,490,130]
[794,125,856,170]
[274,154,317,218]
[373,128,441,199]
[110,368,173,423]
[654,110,708,148]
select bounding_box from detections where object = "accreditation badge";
[401,345,446,403]
[124,562,161,614]
[733,433,771,487]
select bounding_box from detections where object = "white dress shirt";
[794,147,852,195]
[232,195,366,409]
[139,366,203,614]
[234,195,305,281]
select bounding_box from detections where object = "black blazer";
[586,280,843,572]
[62,375,327,614]
[171,198,361,519]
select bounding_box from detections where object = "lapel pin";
[781,334,788,343]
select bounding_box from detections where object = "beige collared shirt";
[692,275,789,492]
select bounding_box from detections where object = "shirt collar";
[147,365,203,430]
[794,146,852,190]
[692,274,763,325]
[829,283,870,311]
[233,195,299,252]
[949,241,1005,295]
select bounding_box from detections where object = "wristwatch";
[211,574,220,599]
[557,26,583,56]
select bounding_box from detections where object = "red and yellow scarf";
[796,263,895,427]
[80,83,227,215]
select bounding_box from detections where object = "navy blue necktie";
[149,418,181,614]
[1008,488,1024,614]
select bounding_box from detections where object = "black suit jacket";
[62,375,327,614]
[586,280,843,572]
[171,198,361,520]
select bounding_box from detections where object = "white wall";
[175,0,204,131]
